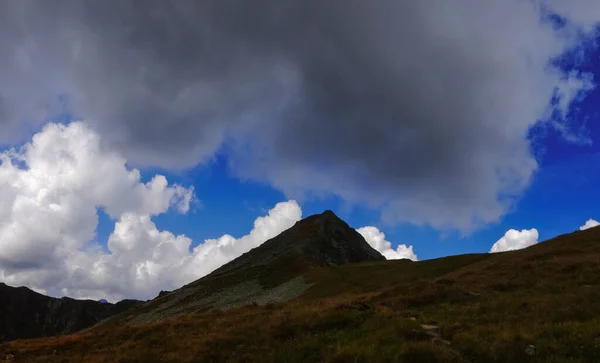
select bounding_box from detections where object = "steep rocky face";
[104,210,384,326]
[0,283,141,342]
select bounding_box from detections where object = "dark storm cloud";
[0,1,595,229]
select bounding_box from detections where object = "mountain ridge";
[0,282,142,342]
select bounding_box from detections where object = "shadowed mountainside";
[0,283,141,342]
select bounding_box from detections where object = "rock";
[4,354,14,361]
[525,344,536,356]
[158,290,171,298]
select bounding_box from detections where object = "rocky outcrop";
[157,290,171,298]
[0,283,141,342]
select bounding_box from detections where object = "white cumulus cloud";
[0,121,302,301]
[0,122,195,300]
[357,226,418,261]
[489,228,539,253]
[0,122,193,267]
[63,200,302,301]
[579,219,599,231]
[0,122,415,301]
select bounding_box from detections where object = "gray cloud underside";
[0,1,597,230]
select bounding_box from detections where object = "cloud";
[544,1,600,31]
[0,122,195,300]
[0,1,599,232]
[66,214,195,300]
[0,122,193,267]
[0,124,395,301]
[579,219,600,230]
[179,200,302,284]
[489,228,539,253]
[0,121,405,301]
[357,226,418,261]
[64,200,302,301]
[0,121,302,301]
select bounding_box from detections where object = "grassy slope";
[2,227,600,362]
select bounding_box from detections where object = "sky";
[0,1,600,302]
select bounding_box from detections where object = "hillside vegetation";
[2,226,600,362]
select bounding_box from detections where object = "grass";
[2,227,600,362]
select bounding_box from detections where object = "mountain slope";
[4,221,600,362]
[103,210,385,325]
[0,283,141,342]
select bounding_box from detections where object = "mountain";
[4,216,600,362]
[0,283,141,342]
[102,210,385,325]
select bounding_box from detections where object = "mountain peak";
[286,210,384,265]
[211,210,384,275]
[108,211,384,325]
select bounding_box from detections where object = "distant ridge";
[0,282,141,342]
